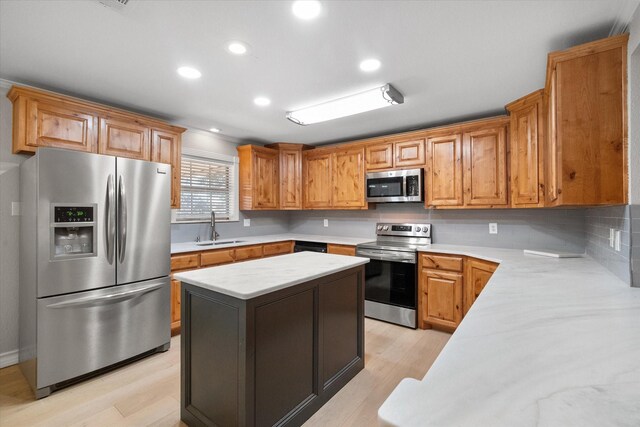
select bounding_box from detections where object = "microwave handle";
[403,176,407,195]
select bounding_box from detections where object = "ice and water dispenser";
[51,205,96,258]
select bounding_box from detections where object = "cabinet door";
[234,245,264,261]
[151,129,182,208]
[463,126,508,206]
[26,100,97,153]
[365,142,394,170]
[303,151,332,209]
[171,279,181,324]
[420,269,463,330]
[327,244,356,256]
[463,259,497,315]
[279,148,303,209]
[98,116,151,160]
[394,138,425,167]
[425,134,463,207]
[253,149,279,209]
[546,69,560,205]
[332,148,366,208]
[510,99,543,207]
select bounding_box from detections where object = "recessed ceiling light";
[228,42,248,55]
[209,128,221,133]
[360,59,381,72]
[254,97,271,107]
[177,66,202,79]
[292,0,321,20]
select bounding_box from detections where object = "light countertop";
[171,233,373,255]
[174,251,369,300]
[379,244,640,426]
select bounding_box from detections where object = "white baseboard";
[0,349,19,368]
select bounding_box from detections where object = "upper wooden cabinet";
[303,149,333,209]
[365,133,426,171]
[424,117,509,209]
[332,147,366,208]
[265,143,311,210]
[7,86,185,208]
[238,145,280,210]
[544,34,628,206]
[506,90,545,208]
[99,116,150,160]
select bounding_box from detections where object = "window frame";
[171,147,240,224]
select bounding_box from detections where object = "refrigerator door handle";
[117,175,127,263]
[45,283,164,309]
[106,174,115,264]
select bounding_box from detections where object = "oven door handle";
[356,250,416,264]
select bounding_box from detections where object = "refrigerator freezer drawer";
[35,277,170,389]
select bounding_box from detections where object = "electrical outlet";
[489,223,498,234]
[323,219,329,228]
[11,202,21,216]
[243,218,250,227]
[614,230,621,252]
[609,228,615,248]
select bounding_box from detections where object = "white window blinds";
[176,154,237,221]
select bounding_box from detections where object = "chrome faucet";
[211,210,220,241]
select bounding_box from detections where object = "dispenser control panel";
[54,206,94,223]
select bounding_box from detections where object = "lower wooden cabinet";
[170,241,295,335]
[327,244,357,256]
[418,252,498,331]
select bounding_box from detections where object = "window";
[173,149,239,222]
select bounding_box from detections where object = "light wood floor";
[0,319,450,427]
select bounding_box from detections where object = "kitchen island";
[174,251,369,427]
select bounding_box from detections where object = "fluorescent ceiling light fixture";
[292,0,321,20]
[360,58,381,72]
[177,66,201,79]
[286,84,404,126]
[228,42,248,55]
[209,127,221,133]
[254,96,271,106]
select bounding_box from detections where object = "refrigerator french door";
[20,148,171,398]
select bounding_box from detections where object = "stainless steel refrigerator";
[20,148,171,398]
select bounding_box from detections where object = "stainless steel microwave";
[365,168,423,203]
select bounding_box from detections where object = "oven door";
[361,257,416,309]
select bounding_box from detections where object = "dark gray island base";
[179,264,365,427]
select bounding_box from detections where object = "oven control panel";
[375,223,431,237]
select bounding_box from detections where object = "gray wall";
[585,206,632,284]
[631,205,640,287]
[0,82,30,359]
[288,204,586,252]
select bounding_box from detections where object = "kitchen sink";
[196,240,245,246]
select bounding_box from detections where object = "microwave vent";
[97,0,129,10]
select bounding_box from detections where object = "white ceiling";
[0,0,638,145]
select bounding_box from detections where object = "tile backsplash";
[631,205,640,288]
[585,206,632,284]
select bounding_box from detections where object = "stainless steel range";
[356,222,431,328]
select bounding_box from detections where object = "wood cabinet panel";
[425,133,463,207]
[303,150,333,209]
[263,241,293,257]
[171,254,200,271]
[200,249,235,267]
[365,142,394,170]
[420,254,463,272]
[507,91,544,207]
[25,101,97,153]
[151,129,182,208]
[279,148,303,209]
[238,145,279,210]
[546,70,560,205]
[394,138,425,167]
[327,244,356,256]
[234,245,264,261]
[171,279,181,324]
[332,147,366,208]
[98,116,150,160]
[464,258,498,315]
[420,269,463,330]
[463,126,508,206]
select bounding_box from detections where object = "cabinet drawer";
[201,249,235,267]
[420,254,464,272]
[234,245,264,261]
[171,254,200,271]
[327,244,356,256]
[263,241,292,257]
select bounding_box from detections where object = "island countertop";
[379,244,640,426]
[174,251,369,300]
